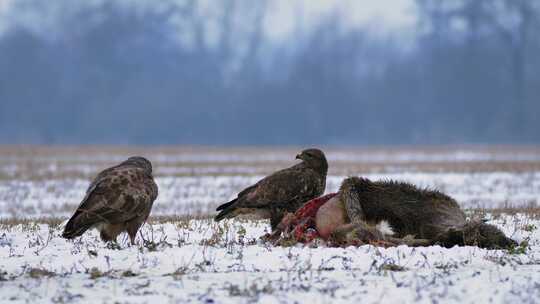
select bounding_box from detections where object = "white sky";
[264,0,417,41]
[0,0,11,33]
[0,0,9,11]
[0,0,417,40]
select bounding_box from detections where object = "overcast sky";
[264,0,416,41]
[0,0,417,40]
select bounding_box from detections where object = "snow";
[1,148,539,303]
[0,216,539,303]
[1,172,538,219]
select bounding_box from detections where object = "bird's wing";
[237,183,258,198]
[216,183,258,211]
[235,166,322,209]
[67,167,155,228]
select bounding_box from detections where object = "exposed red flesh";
[273,193,424,248]
[280,193,338,243]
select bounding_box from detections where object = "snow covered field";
[1,172,539,219]
[0,216,539,303]
[0,146,539,303]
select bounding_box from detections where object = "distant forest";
[0,0,539,145]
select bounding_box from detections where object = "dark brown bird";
[62,156,158,244]
[214,148,328,230]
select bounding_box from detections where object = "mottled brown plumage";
[62,156,158,244]
[214,148,327,230]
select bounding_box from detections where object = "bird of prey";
[214,148,328,230]
[62,156,158,244]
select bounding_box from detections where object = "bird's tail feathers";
[214,207,235,222]
[216,199,236,211]
[62,213,97,239]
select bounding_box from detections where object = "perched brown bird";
[214,148,328,230]
[62,156,158,244]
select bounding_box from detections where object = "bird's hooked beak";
[296,153,303,160]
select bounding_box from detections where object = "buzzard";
[214,148,328,230]
[62,156,158,244]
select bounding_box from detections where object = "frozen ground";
[0,216,539,304]
[1,146,539,218]
[0,146,539,303]
[0,172,539,219]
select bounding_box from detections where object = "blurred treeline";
[0,0,539,145]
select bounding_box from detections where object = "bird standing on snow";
[62,156,158,244]
[214,148,328,230]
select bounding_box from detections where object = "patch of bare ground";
[468,205,540,220]
[0,217,64,228]
[2,208,540,228]
[0,210,538,302]
[0,215,217,229]
[147,214,212,224]
[1,145,539,180]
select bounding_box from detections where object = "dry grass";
[0,215,211,228]
[0,217,65,228]
[147,214,213,224]
[0,146,538,303]
[0,215,537,303]
[468,206,540,220]
[1,144,538,225]
[1,145,540,180]
[2,207,540,228]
